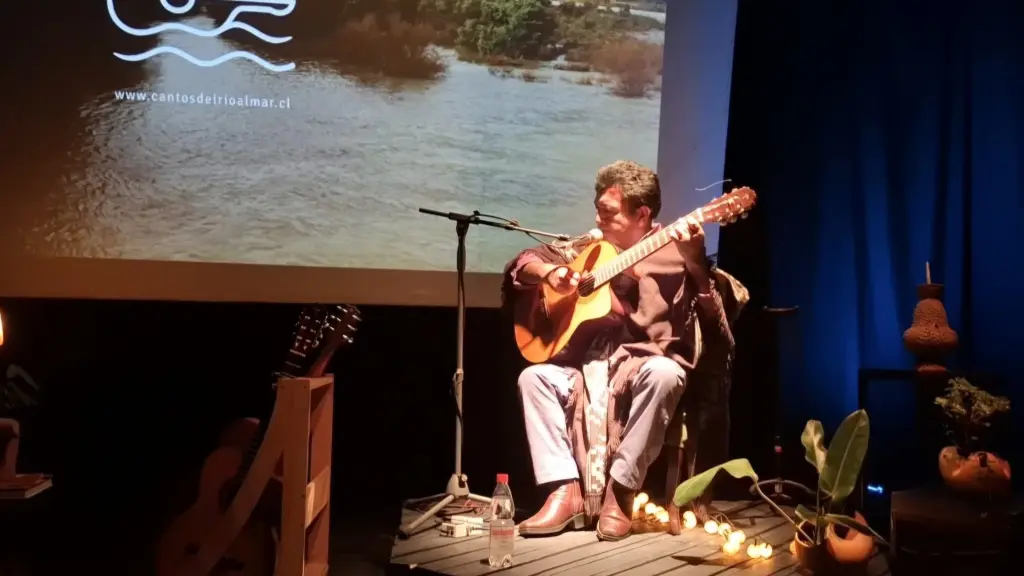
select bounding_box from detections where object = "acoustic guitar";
[514,187,757,363]
[155,305,361,576]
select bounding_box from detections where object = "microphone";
[564,228,603,247]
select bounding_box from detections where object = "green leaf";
[823,514,889,546]
[672,459,758,507]
[819,409,870,506]
[795,504,818,523]
[800,420,828,472]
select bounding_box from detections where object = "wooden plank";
[0,476,53,500]
[549,504,778,576]
[391,510,484,557]
[553,532,718,576]
[611,507,789,576]
[391,500,767,576]
[711,521,801,576]
[417,534,572,573]
[545,533,699,576]
[391,529,485,559]
[739,541,891,576]
[767,552,891,576]
[761,557,798,573]
[485,501,759,576]
[445,531,600,576]
[496,533,678,576]
[397,530,512,566]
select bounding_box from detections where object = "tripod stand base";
[398,474,492,538]
[750,478,800,505]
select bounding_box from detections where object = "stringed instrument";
[514,187,757,363]
[155,305,361,576]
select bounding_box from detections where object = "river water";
[54,11,665,273]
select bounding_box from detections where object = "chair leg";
[664,445,686,535]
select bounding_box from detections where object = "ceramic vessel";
[938,446,1012,494]
[793,513,874,575]
[902,283,958,373]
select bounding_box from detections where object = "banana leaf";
[672,458,758,507]
[818,409,869,505]
[801,419,827,472]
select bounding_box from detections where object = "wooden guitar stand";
[185,376,335,576]
[0,418,53,500]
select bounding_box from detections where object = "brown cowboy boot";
[518,480,586,536]
[596,480,634,541]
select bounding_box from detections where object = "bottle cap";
[496,473,509,484]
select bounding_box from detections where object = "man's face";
[595,187,651,249]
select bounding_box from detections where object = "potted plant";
[672,409,888,574]
[935,377,1011,494]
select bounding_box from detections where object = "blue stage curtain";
[724,0,1024,437]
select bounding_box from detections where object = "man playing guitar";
[503,160,747,542]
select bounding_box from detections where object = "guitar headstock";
[285,304,361,375]
[317,304,362,354]
[695,186,758,226]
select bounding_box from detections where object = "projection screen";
[0,0,737,307]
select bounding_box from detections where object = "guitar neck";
[590,209,709,288]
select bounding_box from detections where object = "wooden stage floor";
[390,500,891,576]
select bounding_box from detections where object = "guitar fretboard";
[589,204,716,288]
[590,227,674,287]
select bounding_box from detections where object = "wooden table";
[890,488,1024,574]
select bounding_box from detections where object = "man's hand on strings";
[668,216,706,261]
[545,265,580,294]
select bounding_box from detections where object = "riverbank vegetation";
[214,0,663,96]
[417,0,664,96]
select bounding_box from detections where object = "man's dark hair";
[594,160,661,219]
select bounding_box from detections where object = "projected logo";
[106,0,296,72]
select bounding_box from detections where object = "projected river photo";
[2,1,666,273]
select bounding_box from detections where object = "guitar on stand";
[514,187,758,363]
[156,305,361,576]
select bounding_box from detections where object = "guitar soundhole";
[577,274,595,298]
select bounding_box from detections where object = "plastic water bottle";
[488,473,515,569]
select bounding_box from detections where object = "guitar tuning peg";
[741,213,749,219]
[729,217,737,224]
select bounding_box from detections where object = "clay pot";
[938,446,1012,494]
[902,283,958,374]
[793,514,874,575]
[826,511,875,565]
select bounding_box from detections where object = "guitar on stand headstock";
[156,303,362,576]
[280,304,361,381]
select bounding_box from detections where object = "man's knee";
[518,364,549,396]
[637,356,686,396]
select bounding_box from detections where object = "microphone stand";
[751,306,802,505]
[399,208,568,538]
